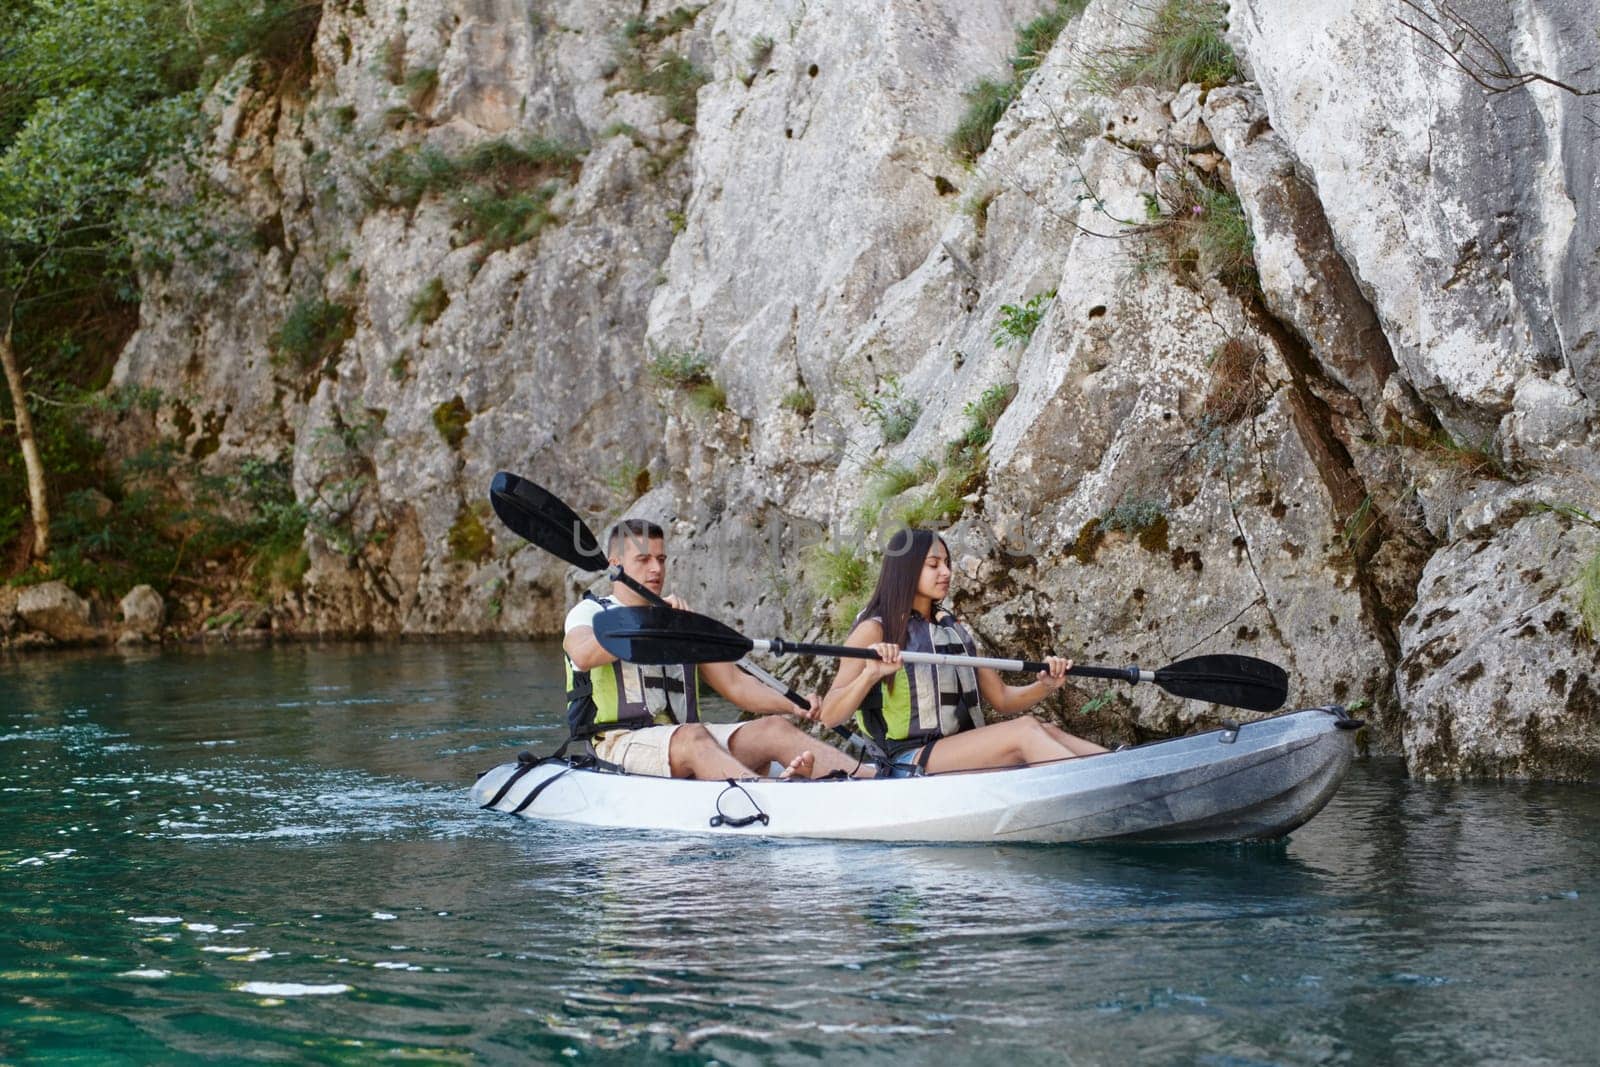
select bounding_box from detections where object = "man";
[564,519,862,779]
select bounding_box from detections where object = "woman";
[820,528,1107,775]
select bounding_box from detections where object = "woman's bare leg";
[921,716,1080,773]
[1041,722,1108,756]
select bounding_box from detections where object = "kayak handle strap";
[710,780,770,829]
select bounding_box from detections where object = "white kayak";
[472,706,1362,844]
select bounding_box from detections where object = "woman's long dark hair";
[858,528,948,649]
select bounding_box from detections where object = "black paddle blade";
[591,606,755,665]
[1152,654,1288,713]
[488,471,608,572]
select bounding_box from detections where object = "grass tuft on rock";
[1082,0,1237,93]
[949,1,1089,163]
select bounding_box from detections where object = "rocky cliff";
[22,0,1598,778]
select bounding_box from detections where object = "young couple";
[563,521,1105,781]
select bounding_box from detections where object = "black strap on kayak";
[480,735,598,811]
[480,750,545,810]
[709,780,770,829]
[510,763,574,815]
[914,737,938,776]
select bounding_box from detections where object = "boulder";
[119,584,166,642]
[16,581,97,643]
[1397,485,1600,779]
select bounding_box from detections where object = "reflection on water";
[1,641,1596,1063]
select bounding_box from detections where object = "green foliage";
[432,396,471,449]
[404,66,439,110]
[273,296,355,370]
[615,8,710,127]
[1580,548,1600,642]
[859,376,921,444]
[949,79,1018,163]
[861,457,938,522]
[448,504,493,563]
[747,34,776,72]
[993,291,1055,348]
[649,349,712,386]
[648,349,726,412]
[957,383,1018,451]
[13,446,309,599]
[948,1,1089,162]
[856,384,1017,532]
[1138,176,1257,294]
[602,461,652,500]
[409,277,449,326]
[372,136,584,250]
[1536,504,1600,642]
[1103,499,1170,552]
[807,540,874,638]
[1083,0,1237,92]
[780,387,816,418]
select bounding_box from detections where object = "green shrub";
[408,277,449,325]
[273,297,355,370]
[603,461,652,499]
[458,182,562,251]
[807,540,875,637]
[859,376,921,444]
[1580,548,1600,642]
[649,348,712,386]
[949,79,1017,163]
[1139,177,1256,295]
[404,66,439,110]
[993,291,1055,348]
[646,350,726,414]
[615,8,710,127]
[1084,0,1237,92]
[371,136,584,250]
[448,504,493,563]
[432,396,471,448]
[780,387,816,418]
[948,1,1089,163]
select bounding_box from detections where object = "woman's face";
[916,539,952,605]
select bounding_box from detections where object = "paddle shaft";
[749,637,1152,684]
[609,567,812,710]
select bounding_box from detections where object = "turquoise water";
[2,641,1596,1064]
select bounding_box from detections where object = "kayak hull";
[472,706,1361,844]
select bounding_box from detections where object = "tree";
[0,0,321,564]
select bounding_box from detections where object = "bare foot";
[779,751,815,780]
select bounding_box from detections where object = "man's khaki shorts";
[592,721,749,777]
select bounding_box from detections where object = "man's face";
[612,535,667,599]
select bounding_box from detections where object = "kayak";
[473,706,1361,844]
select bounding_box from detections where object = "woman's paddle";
[591,605,1291,713]
[486,471,813,711]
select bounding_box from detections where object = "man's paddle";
[592,605,1290,713]
[487,471,813,711]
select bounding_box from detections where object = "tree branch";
[1397,0,1599,97]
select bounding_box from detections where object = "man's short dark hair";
[607,518,665,556]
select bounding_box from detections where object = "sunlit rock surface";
[92,0,1600,777]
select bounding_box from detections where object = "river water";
[2,641,1595,1064]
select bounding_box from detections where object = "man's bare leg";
[728,717,864,778]
[778,752,814,779]
[669,723,761,779]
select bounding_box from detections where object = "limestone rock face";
[1397,486,1600,779]
[1230,0,1600,443]
[95,0,1600,777]
[17,582,96,644]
